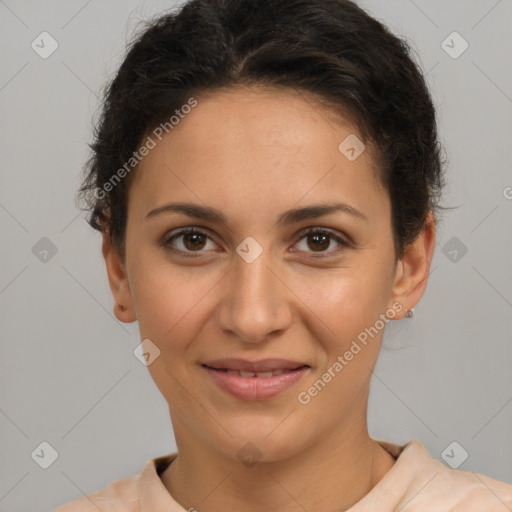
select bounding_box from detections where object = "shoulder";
[382,439,512,511]
[53,453,177,512]
[413,458,512,511]
[53,473,139,512]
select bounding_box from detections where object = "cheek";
[129,262,214,400]
[291,271,391,415]
[128,253,221,358]
[294,264,392,347]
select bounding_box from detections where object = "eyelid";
[294,226,350,243]
[161,226,220,258]
[290,227,351,256]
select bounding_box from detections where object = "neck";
[161,411,396,512]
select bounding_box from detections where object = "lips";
[201,358,311,400]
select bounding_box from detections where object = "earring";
[405,308,414,319]
[118,304,128,312]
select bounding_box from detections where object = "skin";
[102,85,436,511]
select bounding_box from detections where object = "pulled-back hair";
[78,0,447,260]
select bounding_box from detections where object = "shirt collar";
[136,439,429,511]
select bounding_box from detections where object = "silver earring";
[405,308,414,319]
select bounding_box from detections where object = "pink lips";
[202,358,310,401]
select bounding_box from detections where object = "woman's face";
[109,86,425,462]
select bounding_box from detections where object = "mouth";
[201,359,311,400]
[202,364,309,378]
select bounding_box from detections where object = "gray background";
[0,1,511,510]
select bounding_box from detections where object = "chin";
[211,418,312,465]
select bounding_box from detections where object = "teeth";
[209,366,301,377]
[225,369,289,377]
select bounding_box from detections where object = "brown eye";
[163,228,217,257]
[182,232,207,251]
[306,232,330,252]
[293,228,350,256]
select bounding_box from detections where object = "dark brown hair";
[77,0,447,260]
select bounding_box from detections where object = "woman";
[55,0,512,510]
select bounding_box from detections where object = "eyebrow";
[144,201,368,227]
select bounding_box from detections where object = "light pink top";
[54,439,512,511]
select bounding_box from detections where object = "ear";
[101,230,137,323]
[390,211,436,319]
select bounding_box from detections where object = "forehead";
[129,86,389,229]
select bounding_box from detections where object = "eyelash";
[161,227,351,259]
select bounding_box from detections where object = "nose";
[215,242,293,344]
